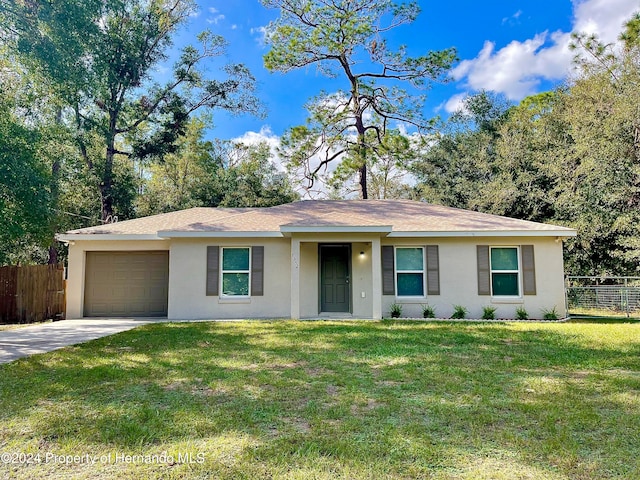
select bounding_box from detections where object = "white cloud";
[208,7,218,14]
[207,14,225,25]
[250,26,268,46]
[502,9,522,25]
[450,0,639,101]
[233,125,282,167]
[442,93,469,114]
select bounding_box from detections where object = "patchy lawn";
[1,320,639,479]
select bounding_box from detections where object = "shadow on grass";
[1,320,640,478]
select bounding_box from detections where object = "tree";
[411,91,510,209]
[137,117,298,215]
[0,101,50,265]
[262,0,456,198]
[3,0,261,221]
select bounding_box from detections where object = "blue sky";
[166,0,639,144]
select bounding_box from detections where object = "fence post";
[625,277,630,318]
[564,275,570,319]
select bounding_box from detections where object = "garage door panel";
[84,251,169,317]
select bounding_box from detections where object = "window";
[490,247,520,296]
[395,247,425,296]
[221,247,251,296]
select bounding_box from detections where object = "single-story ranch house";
[57,200,577,320]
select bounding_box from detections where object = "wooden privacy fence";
[0,264,66,324]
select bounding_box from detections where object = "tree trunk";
[47,245,58,265]
[101,113,117,222]
[100,151,115,222]
[359,163,368,199]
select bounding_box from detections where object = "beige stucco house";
[57,200,577,320]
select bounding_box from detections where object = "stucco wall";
[381,237,567,319]
[66,234,568,320]
[298,240,374,318]
[168,238,291,320]
[65,240,171,319]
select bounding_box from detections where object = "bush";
[542,306,559,320]
[390,303,402,318]
[451,305,468,319]
[422,304,436,318]
[515,306,529,320]
[482,306,497,320]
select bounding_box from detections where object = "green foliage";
[412,91,511,209]
[422,304,436,319]
[542,307,559,321]
[0,103,51,265]
[5,0,260,221]
[515,306,529,321]
[137,118,298,215]
[263,0,456,198]
[451,305,468,319]
[389,303,403,318]
[412,14,640,276]
[482,306,497,320]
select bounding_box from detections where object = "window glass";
[397,273,424,296]
[221,247,250,296]
[222,273,249,296]
[396,248,423,271]
[490,247,519,296]
[223,248,250,270]
[492,273,519,296]
[491,248,518,270]
[396,247,425,297]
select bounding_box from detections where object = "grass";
[569,306,640,320]
[0,320,52,331]
[1,320,639,479]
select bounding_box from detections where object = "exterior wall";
[299,242,318,317]
[298,240,373,318]
[168,238,291,319]
[382,236,568,319]
[66,234,568,320]
[66,240,171,319]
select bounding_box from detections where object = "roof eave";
[387,229,578,238]
[280,225,393,234]
[56,234,165,242]
[157,230,284,238]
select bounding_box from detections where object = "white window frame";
[394,246,426,298]
[220,246,252,298]
[490,246,521,298]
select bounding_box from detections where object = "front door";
[320,244,351,313]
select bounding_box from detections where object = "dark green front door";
[320,245,351,313]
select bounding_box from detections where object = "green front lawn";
[1,320,639,479]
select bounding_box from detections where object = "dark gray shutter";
[206,246,219,296]
[382,246,395,295]
[477,245,491,296]
[251,246,264,296]
[426,245,440,295]
[521,245,536,295]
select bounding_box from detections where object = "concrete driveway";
[0,319,164,364]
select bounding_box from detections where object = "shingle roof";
[61,200,576,237]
